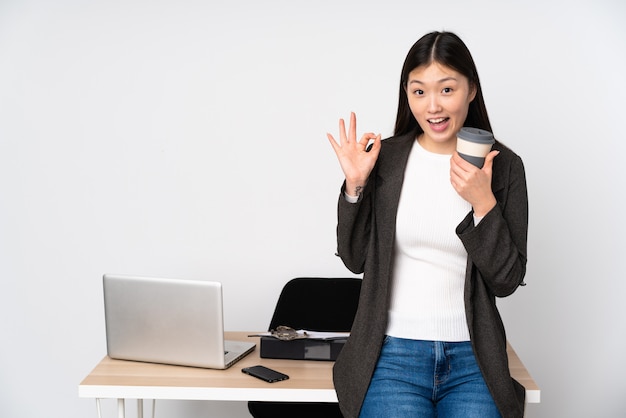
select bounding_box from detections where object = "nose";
[427,94,442,113]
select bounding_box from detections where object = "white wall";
[1,0,624,417]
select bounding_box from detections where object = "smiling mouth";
[428,117,449,125]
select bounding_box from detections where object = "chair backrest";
[268,277,362,332]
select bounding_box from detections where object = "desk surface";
[79,332,540,403]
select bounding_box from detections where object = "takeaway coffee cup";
[456,127,495,168]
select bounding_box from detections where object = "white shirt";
[385,140,471,342]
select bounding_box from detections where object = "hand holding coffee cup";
[456,127,495,168]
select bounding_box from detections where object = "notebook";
[103,274,255,369]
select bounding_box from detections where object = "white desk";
[79,332,540,417]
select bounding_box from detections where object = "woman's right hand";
[327,112,381,198]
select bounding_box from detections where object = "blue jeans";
[359,336,501,418]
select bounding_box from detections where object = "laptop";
[103,274,256,369]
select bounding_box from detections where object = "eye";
[442,87,453,94]
[413,89,424,96]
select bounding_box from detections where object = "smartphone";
[242,365,289,383]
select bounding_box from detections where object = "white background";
[1,0,624,417]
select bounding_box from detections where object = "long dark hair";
[394,31,492,136]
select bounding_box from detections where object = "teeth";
[429,118,446,123]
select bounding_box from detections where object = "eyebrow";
[408,76,458,85]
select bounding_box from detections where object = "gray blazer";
[333,131,528,418]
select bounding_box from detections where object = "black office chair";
[247,277,362,418]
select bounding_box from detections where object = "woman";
[327,31,528,418]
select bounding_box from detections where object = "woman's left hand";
[450,150,499,217]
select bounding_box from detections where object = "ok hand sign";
[327,112,381,197]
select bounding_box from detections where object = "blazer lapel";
[374,132,415,256]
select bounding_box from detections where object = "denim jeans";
[359,336,502,418]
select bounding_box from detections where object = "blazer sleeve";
[335,178,376,275]
[456,151,529,297]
